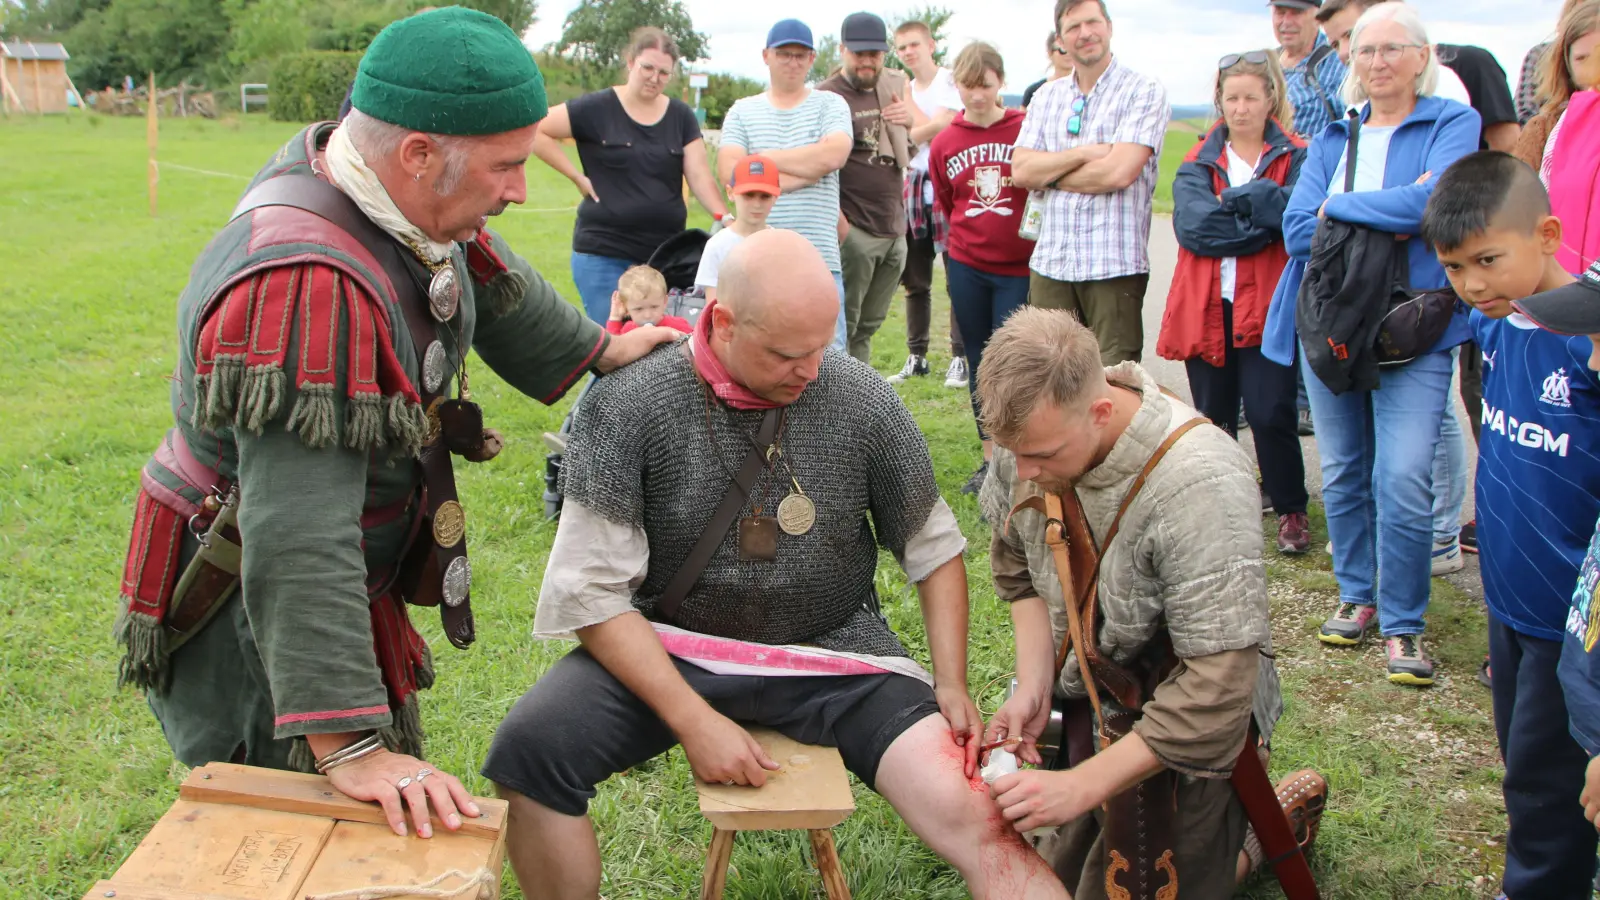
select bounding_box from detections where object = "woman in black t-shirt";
[534,27,729,322]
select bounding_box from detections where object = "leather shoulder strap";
[1045,416,1211,732]
[231,175,428,325]
[656,405,781,623]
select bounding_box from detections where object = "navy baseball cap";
[1513,259,1600,335]
[766,19,815,50]
[841,12,891,52]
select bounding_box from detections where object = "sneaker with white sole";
[944,357,969,388]
[886,354,930,384]
[1386,634,1435,686]
[1431,539,1464,575]
[1319,602,1376,646]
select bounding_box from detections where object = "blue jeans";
[570,252,635,324]
[944,257,1030,439]
[1302,350,1453,636]
[831,270,847,354]
[1489,613,1600,898]
[1431,376,1469,545]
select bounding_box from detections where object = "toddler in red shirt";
[605,265,692,335]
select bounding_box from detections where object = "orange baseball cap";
[731,154,781,196]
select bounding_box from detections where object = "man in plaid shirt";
[1279,0,1349,140]
[1012,0,1169,366]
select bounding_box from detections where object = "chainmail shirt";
[558,342,943,657]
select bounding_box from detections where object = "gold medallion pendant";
[433,499,466,548]
[777,492,816,536]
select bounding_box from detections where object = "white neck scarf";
[323,123,456,265]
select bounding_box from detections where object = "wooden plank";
[180,763,507,841]
[83,881,250,900]
[295,821,501,900]
[696,729,854,831]
[106,800,333,900]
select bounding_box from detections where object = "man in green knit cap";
[114,7,676,840]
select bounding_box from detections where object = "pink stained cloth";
[651,623,933,685]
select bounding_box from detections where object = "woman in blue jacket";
[1261,1,1480,686]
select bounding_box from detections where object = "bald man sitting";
[484,230,1067,899]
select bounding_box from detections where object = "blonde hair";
[616,265,668,306]
[976,308,1106,445]
[952,41,1006,88]
[1340,2,1440,106]
[1214,51,1295,136]
[1539,0,1600,115]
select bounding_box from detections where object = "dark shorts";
[482,648,941,816]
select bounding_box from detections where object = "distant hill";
[1171,104,1212,121]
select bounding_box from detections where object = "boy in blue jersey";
[1511,258,1600,845]
[1422,150,1600,899]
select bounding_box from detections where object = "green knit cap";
[352,7,548,136]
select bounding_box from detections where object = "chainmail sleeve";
[556,347,684,529]
[861,375,943,557]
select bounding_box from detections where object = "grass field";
[0,113,1507,899]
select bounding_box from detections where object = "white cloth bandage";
[323,122,456,265]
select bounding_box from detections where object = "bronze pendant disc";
[433,499,466,548]
[777,493,816,536]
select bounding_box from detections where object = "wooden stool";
[695,728,855,900]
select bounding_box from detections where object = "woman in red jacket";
[929,41,1036,495]
[1156,51,1310,553]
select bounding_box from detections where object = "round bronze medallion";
[777,492,816,536]
[433,499,466,548]
[422,340,448,394]
[442,556,471,607]
[428,264,461,322]
[423,397,445,446]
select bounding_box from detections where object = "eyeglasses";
[635,61,674,81]
[1219,50,1271,70]
[1067,96,1086,135]
[1352,42,1423,64]
[773,49,814,64]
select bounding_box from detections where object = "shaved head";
[709,229,840,405]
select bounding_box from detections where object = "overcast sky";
[525,0,1565,106]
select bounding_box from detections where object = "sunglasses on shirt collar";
[1219,50,1271,70]
[1068,96,1086,135]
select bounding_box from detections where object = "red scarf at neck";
[691,301,783,410]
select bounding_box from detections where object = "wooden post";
[147,71,158,218]
[0,58,13,115]
[808,830,851,900]
[32,59,44,114]
[699,828,736,900]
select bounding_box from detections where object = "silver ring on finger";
[415,769,431,783]
[396,776,413,790]
[722,779,735,786]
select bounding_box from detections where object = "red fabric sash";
[690,300,782,411]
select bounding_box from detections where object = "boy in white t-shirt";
[890,20,968,388]
[694,154,782,302]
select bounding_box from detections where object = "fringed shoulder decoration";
[192,264,426,455]
[465,228,527,317]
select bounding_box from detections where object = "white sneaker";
[1431,539,1464,576]
[886,354,930,385]
[944,357,969,388]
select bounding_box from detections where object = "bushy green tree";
[699,71,762,128]
[888,5,953,72]
[558,0,706,88]
[65,0,230,88]
[267,49,359,121]
[808,34,838,85]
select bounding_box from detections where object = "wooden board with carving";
[86,763,508,900]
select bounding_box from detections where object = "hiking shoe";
[1297,408,1315,436]
[1277,512,1311,554]
[1276,769,1328,852]
[1477,656,1492,689]
[1432,539,1464,576]
[1386,634,1435,686]
[961,461,989,496]
[1319,602,1376,646]
[944,357,969,388]
[887,354,930,384]
[1460,520,1478,554]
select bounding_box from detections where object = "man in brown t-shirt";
[819,12,914,364]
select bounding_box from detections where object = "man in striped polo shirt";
[1012,0,1169,367]
[719,19,854,351]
